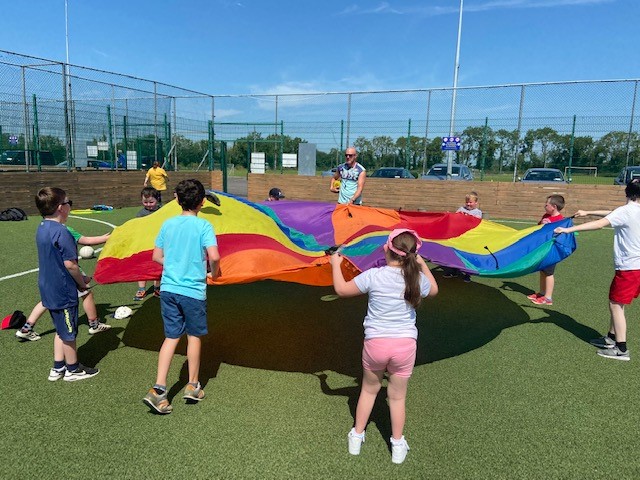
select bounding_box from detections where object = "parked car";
[0,150,56,166]
[613,166,640,185]
[519,168,567,183]
[370,167,415,179]
[420,163,473,181]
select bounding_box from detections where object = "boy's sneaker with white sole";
[64,364,100,381]
[48,367,66,381]
[597,346,630,361]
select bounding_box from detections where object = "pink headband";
[386,228,422,257]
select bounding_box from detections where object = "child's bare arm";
[554,217,611,234]
[329,253,362,297]
[416,255,439,297]
[64,259,89,290]
[206,245,221,280]
[573,209,612,217]
[78,232,111,246]
[152,247,164,265]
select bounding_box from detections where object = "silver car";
[421,163,473,181]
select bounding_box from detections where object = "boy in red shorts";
[554,180,640,361]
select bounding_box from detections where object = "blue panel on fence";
[441,136,461,151]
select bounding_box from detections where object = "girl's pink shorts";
[362,337,417,378]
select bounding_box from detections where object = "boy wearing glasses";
[35,187,99,381]
[332,146,366,205]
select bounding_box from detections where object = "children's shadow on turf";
[122,280,565,401]
[500,281,601,345]
[77,327,124,368]
[313,372,393,449]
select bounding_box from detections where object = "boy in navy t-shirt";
[35,187,99,382]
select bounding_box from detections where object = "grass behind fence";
[0,208,638,478]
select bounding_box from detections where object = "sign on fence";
[441,137,461,151]
[97,141,109,151]
[282,153,297,168]
[8,135,18,145]
[250,152,266,174]
[126,151,137,170]
[87,145,98,157]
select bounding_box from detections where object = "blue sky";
[0,0,638,95]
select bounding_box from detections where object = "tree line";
[2,124,638,175]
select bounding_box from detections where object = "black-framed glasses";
[61,200,73,207]
[345,153,356,158]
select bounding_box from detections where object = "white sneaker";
[16,329,41,341]
[88,321,111,335]
[348,428,365,455]
[48,367,66,381]
[391,436,410,464]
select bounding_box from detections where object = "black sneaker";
[63,364,100,382]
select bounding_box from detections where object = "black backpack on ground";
[0,207,28,221]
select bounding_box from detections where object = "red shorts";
[362,338,417,378]
[609,270,640,305]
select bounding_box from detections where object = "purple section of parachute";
[261,200,336,245]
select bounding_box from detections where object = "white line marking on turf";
[0,214,116,283]
[0,268,40,282]
[69,214,117,228]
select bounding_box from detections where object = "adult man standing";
[332,147,366,205]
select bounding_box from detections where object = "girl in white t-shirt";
[329,228,438,464]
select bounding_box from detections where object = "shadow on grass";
[122,278,597,412]
[500,281,601,344]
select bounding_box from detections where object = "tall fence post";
[107,104,114,169]
[422,90,432,175]
[274,95,279,172]
[210,96,215,171]
[625,80,638,168]
[61,63,72,171]
[21,66,30,173]
[153,81,158,162]
[512,85,526,182]
[32,94,41,172]
[208,119,214,172]
[406,118,411,170]
[346,93,352,147]
[123,115,129,168]
[568,114,576,180]
[480,117,488,180]
[172,97,177,170]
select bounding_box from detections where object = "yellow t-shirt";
[146,167,168,191]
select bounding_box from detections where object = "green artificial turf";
[0,209,638,479]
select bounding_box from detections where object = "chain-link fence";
[1,49,638,184]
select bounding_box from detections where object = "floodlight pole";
[64,0,75,165]
[447,0,463,178]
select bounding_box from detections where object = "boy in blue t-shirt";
[35,187,99,382]
[143,179,220,414]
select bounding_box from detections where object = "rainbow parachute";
[94,193,577,286]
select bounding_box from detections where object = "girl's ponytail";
[387,230,423,308]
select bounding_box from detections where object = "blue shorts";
[160,291,208,339]
[542,264,556,276]
[50,305,79,341]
